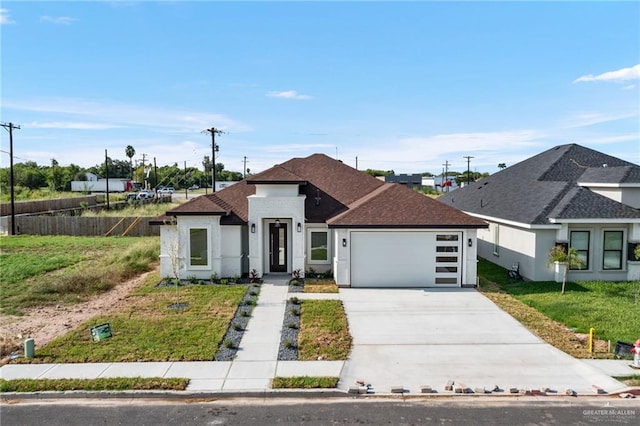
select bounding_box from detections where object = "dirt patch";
[0,267,157,363]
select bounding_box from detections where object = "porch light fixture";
[250,223,255,233]
[275,219,281,228]
[342,238,347,247]
[468,238,472,247]
[297,222,302,232]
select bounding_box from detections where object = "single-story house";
[439,144,640,282]
[153,154,487,288]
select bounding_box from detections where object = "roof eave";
[327,223,488,229]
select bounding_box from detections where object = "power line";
[202,127,225,192]
[463,156,474,185]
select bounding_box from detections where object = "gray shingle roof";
[439,144,640,224]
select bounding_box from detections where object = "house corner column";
[333,229,350,286]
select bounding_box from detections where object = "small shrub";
[307,267,317,278]
[231,275,240,284]
[292,269,302,280]
[249,290,258,296]
[291,280,300,286]
[210,273,218,283]
[284,340,296,349]
[244,299,256,306]
[286,322,298,329]
[250,269,260,283]
[198,280,205,285]
[223,339,235,349]
[186,275,197,284]
[289,296,300,305]
[232,323,243,331]
[289,308,299,316]
[240,310,250,317]
[220,279,229,286]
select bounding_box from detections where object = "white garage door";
[350,231,462,288]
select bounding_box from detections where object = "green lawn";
[298,300,351,360]
[0,235,159,315]
[0,377,189,392]
[24,275,247,363]
[478,258,640,343]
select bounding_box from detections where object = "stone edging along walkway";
[213,283,261,361]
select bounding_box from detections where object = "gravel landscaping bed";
[213,283,261,361]
[288,278,304,293]
[278,299,301,360]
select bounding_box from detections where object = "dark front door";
[269,222,287,273]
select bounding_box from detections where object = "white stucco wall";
[159,225,178,279]
[247,185,306,276]
[221,226,242,277]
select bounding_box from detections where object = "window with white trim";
[570,231,589,270]
[309,230,329,263]
[189,228,208,267]
[603,231,623,270]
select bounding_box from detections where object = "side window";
[189,228,208,267]
[569,231,589,270]
[603,231,623,270]
[309,230,329,263]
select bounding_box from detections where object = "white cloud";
[562,111,638,128]
[266,90,312,100]
[623,84,637,90]
[40,16,77,25]
[0,8,15,25]
[30,121,124,130]
[574,64,640,83]
[4,97,252,133]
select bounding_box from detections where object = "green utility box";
[91,323,113,342]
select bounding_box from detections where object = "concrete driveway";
[339,288,627,395]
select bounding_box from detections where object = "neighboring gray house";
[385,173,422,190]
[154,154,487,288]
[439,144,640,282]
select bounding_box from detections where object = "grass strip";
[0,377,188,392]
[613,375,640,386]
[298,300,351,360]
[303,279,339,293]
[272,376,339,389]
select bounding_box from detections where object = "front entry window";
[189,228,208,266]
[603,231,623,270]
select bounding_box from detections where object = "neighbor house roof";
[438,144,640,225]
[160,153,486,228]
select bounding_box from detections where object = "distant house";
[154,154,487,288]
[385,173,422,190]
[439,144,640,282]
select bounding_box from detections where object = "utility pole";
[140,153,148,189]
[356,156,358,170]
[203,127,224,192]
[1,122,20,235]
[243,156,248,179]
[442,160,451,192]
[153,157,158,192]
[184,161,188,198]
[105,149,110,210]
[463,156,474,185]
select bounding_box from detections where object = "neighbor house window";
[570,231,589,270]
[603,231,623,270]
[189,228,208,267]
[309,230,329,263]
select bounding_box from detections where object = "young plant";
[210,272,218,283]
[547,245,584,294]
[250,269,260,284]
[292,269,302,280]
[289,296,300,305]
[220,279,229,286]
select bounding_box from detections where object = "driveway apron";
[339,288,626,395]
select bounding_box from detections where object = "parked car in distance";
[188,185,199,190]
[157,187,174,195]
[137,190,155,200]
[125,192,138,202]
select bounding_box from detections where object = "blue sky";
[1,1,639,176]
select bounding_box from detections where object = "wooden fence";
[12,216,160,237]
[0,195,100,216]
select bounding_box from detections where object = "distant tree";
[49,158,65,191]
[547,245,584,294]
[421,172,434,177]
[498,163,507,170]
[364,169,394,177]
[454,171,488,186]
[125,145,136,179]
